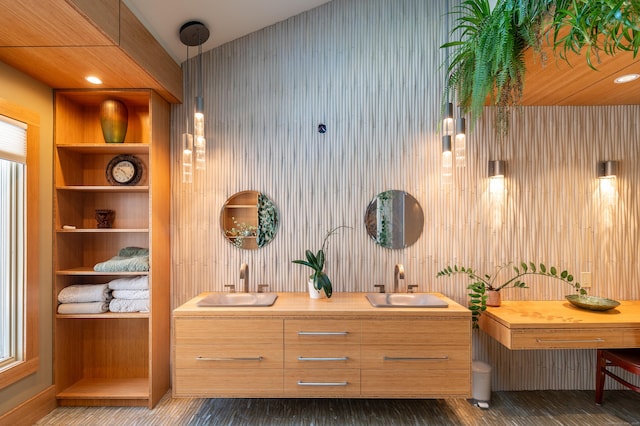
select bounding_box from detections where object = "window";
[0,116,26,370]
[0,100,39,389]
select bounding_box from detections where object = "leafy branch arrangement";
[443,0,640,133]
[437,262,588,327]
[292,225,351,298]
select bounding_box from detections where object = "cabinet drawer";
[285,319,361,344]
[285,344,360,368]
[361,369,470,398]
[284,368,360,396]
[362,319,470,346]
[174,368,283,397]
[175,344,283,369]
[361,345,469,370]
[509,328,628,349]
[175,318,283,344]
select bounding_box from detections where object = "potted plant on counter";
[437,262,588,327]
[292,225,351,299]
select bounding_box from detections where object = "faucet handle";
[224,284,236,293]
[407,284,419,293]
[374,284,385,293]
[257,284,269,293]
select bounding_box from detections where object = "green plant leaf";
[550,266,557,275]
[529,262,536,272]
[540,263,547,273]
[561,270,568,279]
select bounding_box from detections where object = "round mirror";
[220,191,279,250]
[364,190,424,249]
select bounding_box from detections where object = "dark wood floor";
[36,390,640,425]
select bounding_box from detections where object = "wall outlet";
[581,272,592,289]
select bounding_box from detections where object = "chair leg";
[595,349,606,404]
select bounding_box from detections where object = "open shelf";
[57,378,149,400]
[57,185,149,192]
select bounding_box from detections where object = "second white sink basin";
[196,292,278,307]
[366,293,449,308]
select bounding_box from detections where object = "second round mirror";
[220,191,279,250]
[364,190,424,249]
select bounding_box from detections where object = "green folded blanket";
[94,247,150,272]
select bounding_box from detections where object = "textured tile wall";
[171,0,639,390]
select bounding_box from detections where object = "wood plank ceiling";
[0,0,182,103]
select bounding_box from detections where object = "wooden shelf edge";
[56,268,149,276]
[56,143,149,154]
[56,228,149,233]
[56,185,149,192]
[57,377,149,400]
[56,312,149,319]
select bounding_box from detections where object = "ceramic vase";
[100,99,128,143]
[308,278,326,299]
[486,290,501,307]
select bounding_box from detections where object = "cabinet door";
[361,318,471,398]
[174,317,284,397]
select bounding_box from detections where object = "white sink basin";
[196,292,278,307]
[365,293,448,308]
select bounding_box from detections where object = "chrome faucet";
[240,263,249,293]
[394,264,405,293]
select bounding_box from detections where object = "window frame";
[0,99,40,389]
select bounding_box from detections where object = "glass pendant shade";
[182,133,193,183]
[455,117,466,168]
[441,135,453,186]
[443,102,454,136]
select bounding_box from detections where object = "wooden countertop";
[174,292,470,319]
[478,300,640,349]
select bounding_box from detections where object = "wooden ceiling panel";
[522,41,640,106]
[0,46,176,100]
[0,0,117,47]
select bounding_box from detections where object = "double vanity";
[173,292,471,399]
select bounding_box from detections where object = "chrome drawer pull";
[535,338,605,343]
[297,381,348,386]
[298,356,349,361]
[383,356,449,361]
[196,356,263,361]
[297,331,349,336]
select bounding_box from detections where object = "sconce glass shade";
[455,117,466,168]
[488,160,506,178]
[597,160,618,178]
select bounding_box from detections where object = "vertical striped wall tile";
[170,0,640,390]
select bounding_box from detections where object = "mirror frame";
[364,190,424,249]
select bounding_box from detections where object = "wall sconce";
[180,20,210,183]
[597,160,618,199]
[488,160,506,193]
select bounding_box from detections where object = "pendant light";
[180,21,210,183]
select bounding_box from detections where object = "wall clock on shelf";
[105,154,143,186]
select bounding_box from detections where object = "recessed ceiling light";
[85,76,102,85]
[613,73,640,84]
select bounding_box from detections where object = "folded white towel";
[108,275,149,291]
[58,302,109,314]
[109,298,149,313]
[112,290,149,300]
[58,284,111,304]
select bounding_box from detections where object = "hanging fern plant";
[443,0,640,134]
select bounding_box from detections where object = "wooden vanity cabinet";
[173,293,472,399]
[53,89,170,408]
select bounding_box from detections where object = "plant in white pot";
[437,262,588,327]
[292,226,350,299]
